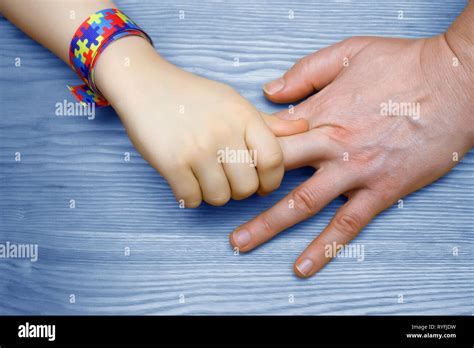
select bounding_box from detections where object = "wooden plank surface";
[0,0,472,315]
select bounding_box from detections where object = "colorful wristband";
[68,8,152,107]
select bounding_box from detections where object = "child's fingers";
[245,119,285,195]
[221,142,260,200]
[191,158,231,206]
[260,112,309,136]
[162,166,202,208]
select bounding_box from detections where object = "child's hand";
[95,37,308,207]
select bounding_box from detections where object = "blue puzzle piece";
[90,11,115,35]
[78,24,102,48]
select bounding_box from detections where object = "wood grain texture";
[0,0,472,315]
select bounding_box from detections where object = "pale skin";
[230,1,474,278]
[3,0,473,279]
[0,0,308,207]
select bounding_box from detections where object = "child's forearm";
[0,0,116,63]
[0,0,170,108]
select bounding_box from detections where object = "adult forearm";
[446,0,474,74]
[0,0,116,63]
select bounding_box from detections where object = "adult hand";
[229,33,473,278]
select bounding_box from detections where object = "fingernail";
[263,78,285,95]
[296,258,314,277]
[233,229,251,248]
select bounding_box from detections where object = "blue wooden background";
[0,0,472,315]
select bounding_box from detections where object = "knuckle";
[214,124,233,141]
[259,170,284,194]
[206,194,231,206]
[342,36,356,45]
[232,180,259,200]
[258,215,274,238]
[342,36,362,47]
[297,56,312,77]
[193,139,214,155]
[258,150,283,170]
[292,187,319,217]
[370,186,395,205]
[296,56,310,70]
[186,201,201,208]
[175,190,201,208]
[259,178,282,195]
[181,197,202,208]
[333,213,361,239]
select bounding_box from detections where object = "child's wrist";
[94,35,163,107]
